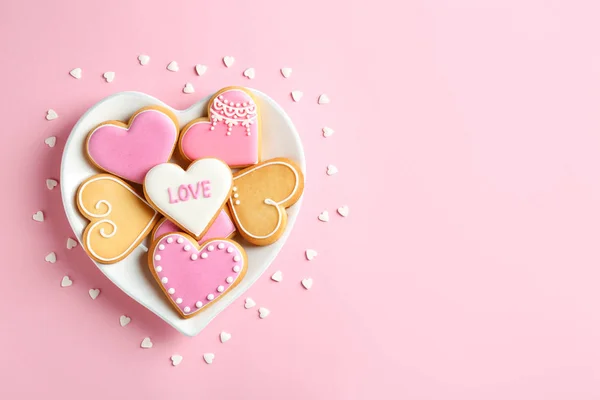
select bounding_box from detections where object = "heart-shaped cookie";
[152,209,235,245]
[179,87,260,167]
[144,158,233,237]
[148,234,247,318]
[86,106,179,184]
[228,158,304,246]
[76,174,159,264]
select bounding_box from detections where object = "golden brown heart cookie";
[76,174,159,264]
[228,157,304,246]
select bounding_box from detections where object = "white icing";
[184,245,191,251]
[208,245,214,251]
[226,277,233,283]
[161,277,168,284]
[191,254,198,261]
[218,243,225,250]
[195,301,203,308]
[184,307,191,313]
[177,238,183,244]
[158,244,165,250]
[155,266,162,272]
[201,253,208,259]
[233,255,241,262]
[233,265,240,273]
[167,237,173,244]
[227,247,233,253]
[155,255,161,261]
[168,288,175,294]
[217,285,224,292]
[207,294,214,300]
[176,298,183,304]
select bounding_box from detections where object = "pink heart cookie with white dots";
[148,233,247,319]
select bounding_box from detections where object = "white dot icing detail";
[161,277,168,284]
[191,254,198,260]
[184,245,191,251]
[177,238,183,244]
[158,244,165,250]
[217,285,224,292]
[195,301,203,308]
[227,247,234,253]
[201,253,208,259]
[233,193,239,198]
[184,307,191,313]
[155,255,161,261]
[233,255,241,262]
[167,237,174,244]
[232,187,237,192]
[235,200,240,205]
[207,294,214,301]
[155,266,162,272]
[233,265,241,273]
[168,288,175,294]
[218,243,225,250]
[226,277,233,283]
[176,298,183,304]
[208,245,214,252]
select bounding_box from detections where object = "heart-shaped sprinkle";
[318,211,329,222]
[183,82,195,94]
[103,71,115,83]
[271,270,283,282]
[46,109,58,121]
[61,276,73,287]
[45,252,56,263]
[166,61,179,72]
[305,249,317,261]
[318,94,330,104]
[33,211,44,222]
[89,288,100,299]
[138,54,150,65]
[171,354,183,366]
[322,127,334,138]
[46,179,58,190]
[301,278,313,290]
[119,315,131,327]
[66,238,77,249]
[243,67,255,79]
[258,307,270,319]
[244,297,256,309]
[203,353,215,364]
[195,64,207,76]
[44,136,57,147]
[223,56,235,68]
[326,165,338,176]
[69,68,82,79]
[281,67,292,78]
[220,331,232,343]
[140,337,153,348]
[291,90,303,102]
[337,206,349,217]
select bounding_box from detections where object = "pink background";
[1,0,600,398]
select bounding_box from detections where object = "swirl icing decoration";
[76,174,159,264]
[179,86,261,167]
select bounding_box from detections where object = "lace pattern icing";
[209,92,257,136]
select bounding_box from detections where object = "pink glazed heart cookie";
[152,209,236,245]
[149,233,247,318]
[86,106,179,184]
[179,87,260,168]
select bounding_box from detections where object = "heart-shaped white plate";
[60,90,305,336]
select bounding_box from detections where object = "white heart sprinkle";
[69,68,82,79]
[305,249,318,261]
[271,270,283,282]
[103,71,115,83]
[337,206,350,217]
[318,211,329,222]
[291,90,303,102]
[45,252,56,263]
[223,56,235,68]
[322,127,334,138]
[46,109,58,121]
[243,67,255,79]
[46,179,58,190]
[281,67,292,78]
[195,64,207,75]
[44,136,57,147]
[61,276,72,287]
[89,288,100,299]
[66,238,78,249]
[203,353,215,364]
[326,165,338,176]
[140,337,153,348]
[182,82,195,94]
[318,94,330,104]
[171,354,183,366]
[119,315,131,327]
[167,61,179,72]
[244,297,256,309]
[220,331,232,343]
[138,54,150,65]
[258,307,270,319]
[33,211,44,222]
[301,278,313,290]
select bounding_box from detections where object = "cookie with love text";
[149,233,247,318]
[152,209,236,245]
[179,87,261,167]
[144,158,233,238]
[76,174,159,264]
[86,106,179,184]
[228,157,304,246]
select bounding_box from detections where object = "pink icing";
[153,210,236,245]
[88,109,178,184]
[152,235,244,316]
[181,89,259,166]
